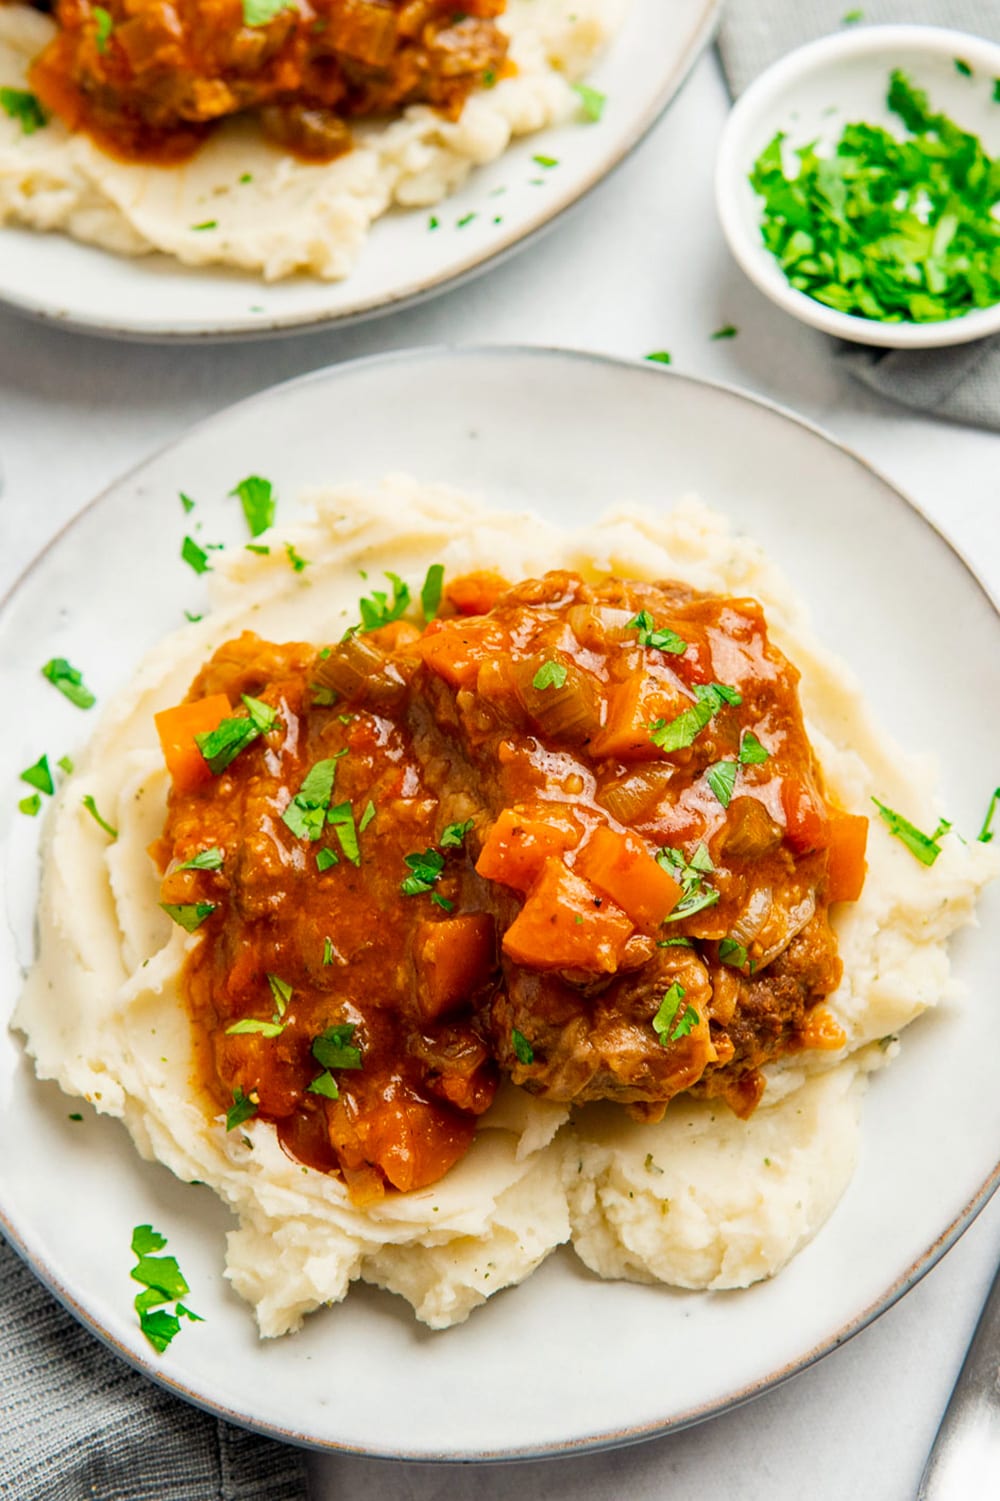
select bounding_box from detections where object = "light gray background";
[1,44,998,1501]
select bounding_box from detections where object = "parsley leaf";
[19,794,41,817]
[93,6,113,51]
[739,731,769,765]
[710,324,739,340]
[226,1088,257,1131]
[511,1028,534,1065]
[0,87,47,135]
[285,542,309,573]
[645,351,672,365]
[353,572,411,635]
[130,1224,199,1354]
[978,787,1000,843]
[627,609,687,654]
[181,536,211,575]
[652,983,700,1044]
[81,794,117,839]
[322,937,334,964]
[718,937,748,968]
[242,0,291,22]
[20,754,54,796]
[573,82,606,121]
[282,758,341,841]
[225,1018,285,1037]
[532,660,568,691]
[312,1022,362,1071]
[194,694,277,775]
[267,973,292,1016]
[658,842,720,922]
[179,492,195,514]
[328,801,360,865]
[307,1071,340,1099]
[358,799,376,834]
[316,847,339,871]
[230,475,275,536]
[533,154,558,168]
[42,657,95,709]
[160,901,215,932]
[420,563,444,623]
[649,682,742,753]
[401,847,446,896]
[174,847,224,873]
[440,818,473,848]
[872,797,951,866]
[706,760,738,808]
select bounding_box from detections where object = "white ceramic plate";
[0,0,718,342]
[2,347,999,1460]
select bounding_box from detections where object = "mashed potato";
[0,0,625,281]
[14,476,997,1334]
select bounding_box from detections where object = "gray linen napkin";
[0,1234,310,1500]
[718,0,1000,429]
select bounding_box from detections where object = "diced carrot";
[445,571,510,616]
[781,776,831,856]
[154,693,232,794]
[418,616,509,688]
[502,858,633,973]
[476,804,582,893]
[825,809,868,904]
[413,914,496,1022]
[368,619,422,652]
[327,1085,476,1195]
[591,670,690,761]
[575,824,682,931]
[797,1007,847,1052]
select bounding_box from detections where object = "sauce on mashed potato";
[152,569,867,1203]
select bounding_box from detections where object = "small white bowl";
[716,25,1000,348]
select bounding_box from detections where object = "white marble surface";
[1,42,999,1501]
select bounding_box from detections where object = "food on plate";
[17,478,997,1334]
[751,71,1000,324]
[0,0,624,279]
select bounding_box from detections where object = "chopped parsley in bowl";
[716,24,1000,347]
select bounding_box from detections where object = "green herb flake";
[160,901,216,932]
[657,935,694,948]
[19,793,41,817]
[652,983,699,1044]
[190,221,217,232]
[420,562,444,623]
[706,759,738,808]
[456,212,477,228]
[532,154,558,168]
[316,847,339,872]
[282,757,341,841]
[226,1087,257,1131]
[645,350,672,365]
[872,797,951,866]
[440,818,473,848]
[710,324,739,340]
[429,215,440,231]
[532,660,568,691]
[225,1018,285,1037]
[130,1224,200,1354]
[841,8,863,21]
[978,787,1000,842]
[0,87,47,135]
[181,536,211,575]
[358,799,376,834]
[511,1028,535,1065]
[993,79,1000,104]
[93,6,113,51]
[352,572,411,635]
[627,609,687,655]
[69,1112,83,1122]
[57,754,74,774]
[184,611,203,624]
[739,730,769,765]
[658,842,720,923]
[239,172,253,184]
[82,794,117,839]
[174,846,224,873]
[328,801,360,865]
[312,1021,362,1071]
[194,695,277,776]
[267,973,292,1017]
[230,475,275,536]
[401,847,446,897]
[718,937,748,969]
[573,82,606,121]
[42,657,96,709]
[285,542,309,573]
[954,58,973,77]
[307,1071,340,1099]
[20,754,54,796]
[322,936,334,964]
[649,682,742,753]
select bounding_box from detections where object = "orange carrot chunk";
[154,693,232,795]
[502,858,633,973]
[781,776,831,855]
[413,914,496,1023]
[418,616,509,688]
[797,1007,847,1051]
[591,671,690,761]
[475,804,581,893]
[575,824,682,931]
[825,809,869,904]
[445,571,510,616]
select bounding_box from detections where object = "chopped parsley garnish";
[649,682,742,753]
[627,609,687,654]
[954,58,972,77]
[511,1028,535,1065]
[739,731,769,765]
[652,983,699,1044]
[312,1022,362,1071]
[282,758,341,841]
[307,1072,340,1099]
[19,794,41,817]
[42,657,95,709]
[706,759,738,808]
[179,492,196,514]
[184,611,203,624]
[322,937,334,964]
[718,937,748,969]
[657,935,694,947]
[174,846,224,873]
[20,754,54,796]
[401,847,446,897]
[81,794,117,839]
[57,754,74,774]
[160,901,215,932]
[421,563,444,623]
[0,87,47,135]
[456,212,477,228]
[224,971,289,1039]
[359,799,376,834]
[645,350,672,365]
[751,71,1000,324]
[230,474,274,536]
[532,660,568,691]
[429,215,440,231]
[353,572,410,634]
[242,1,292,34]
[710,324,739,339]
[311,684,337,706]
[246,544,270,556]
[328,801,360,865]
[181,535,211,574]
[93,6,113,52]
[194,694,277,775]
[842,8,863,22]
[658,842,719,922]
[190,221,217,232]
[978,787,1000,843]
[440,818,473,848]
[532,154,558,168]
[226,1018,285,1037]
[316,847,339,871]
[573,82,606,121]
[130,1224,202,1354]
[285,542,309,573]
[872,797,951,866]
[226,1087,257,1131]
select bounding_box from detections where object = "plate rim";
[0,0,721,345]
[2,343,999,1462]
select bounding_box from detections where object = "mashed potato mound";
[0,0,625,281]
[15,476,997,1335]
